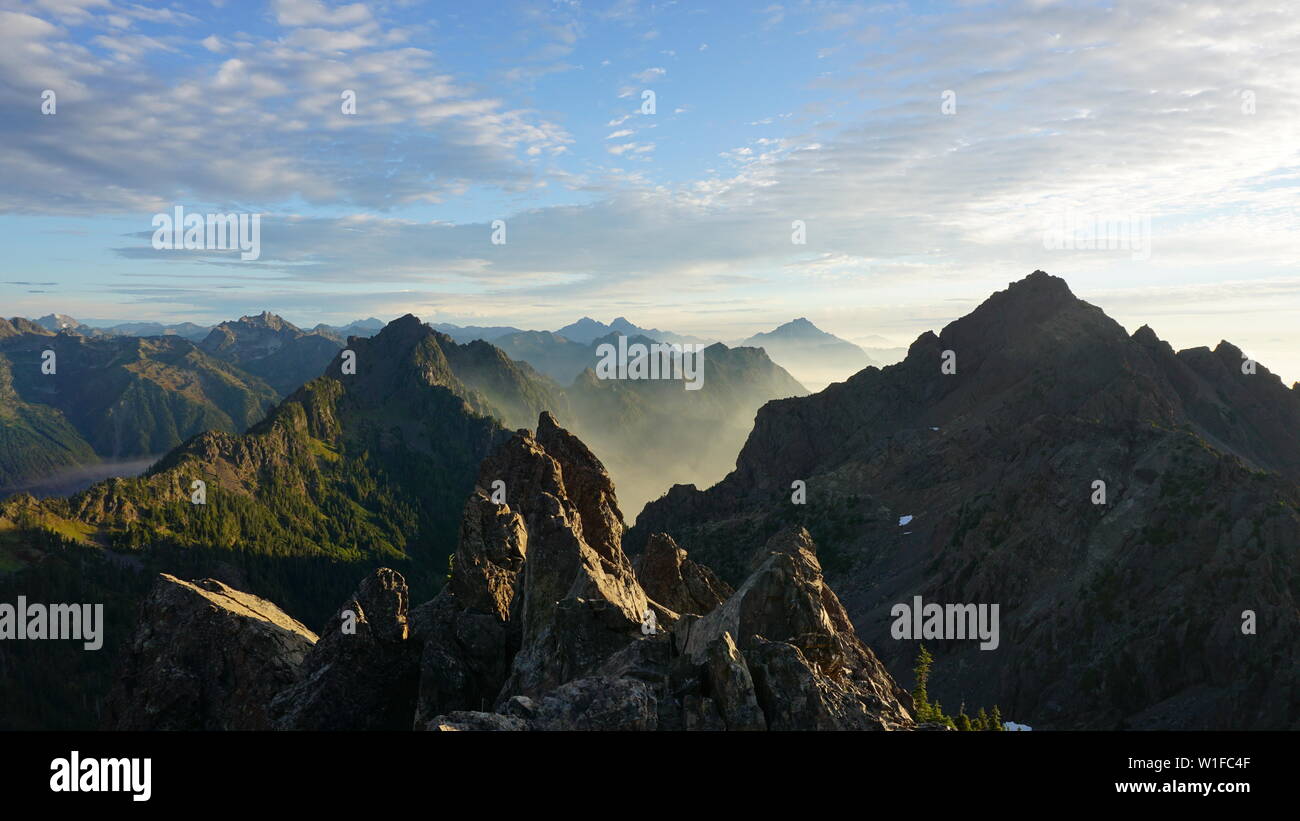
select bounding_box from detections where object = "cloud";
[0,3,571,213]
[271,0,371,28]
[632,66,665,83]
[6,0,1300,381]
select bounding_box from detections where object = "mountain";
[0,354,98,492]
[440,337,567,430]
[0,331,279,488]
[93,320,213,341]
[0,317,526,728]
[0,314,813,728]
[565,337,807,517]
[102,413,914,731]
[630,270,1300,730]
[33,313,84,333]
[607,316,708,345]
[0,317,53,340]
[312,318,385,340]
[741,318,876,392]
[553,317,608,344]
[490,331,591,384]
[555,316,707,345]
[404,326,809,516]
[429,322,527,345]
[853,333,910,367]
[200,312,344,396]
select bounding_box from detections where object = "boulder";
[104,574,317,730]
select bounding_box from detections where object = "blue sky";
[1,0,1298,383]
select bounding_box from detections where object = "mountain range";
[3,271,1296,731]
[555,316,708,346]
[0,315,804,727]
[198,312,347,397]
[432,316,869,391]
[631,271,1300,729]
[0,322,280,493]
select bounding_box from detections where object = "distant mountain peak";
[34,313,81,331]
[236,311,297,333]
[753,317,830,339]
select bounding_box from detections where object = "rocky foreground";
[104,412,914,731]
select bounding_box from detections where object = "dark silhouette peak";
[1213,340,1243,358]
[907,329,942,356]
[1007,269,1075,298]
[946,271,1093,346]
[366,314,432,352]
[1132,324,1161,344]
[386,314,425,332]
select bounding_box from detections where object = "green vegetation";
[911,644,1006,731]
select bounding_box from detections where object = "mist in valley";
[0,457,159,500]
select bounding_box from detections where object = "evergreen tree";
[956,705,972,732]
[912,644,935,720]
[990,705,1005,731]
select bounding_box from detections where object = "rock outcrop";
[106,414,913,731]
[104,574,318,730]
[634,532,732,617]
[270,568,420,730]
[415,414,912,730]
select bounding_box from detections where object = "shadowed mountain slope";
[631,270,1300,730]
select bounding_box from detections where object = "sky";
[1,0,1297,383]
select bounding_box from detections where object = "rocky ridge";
[630,271,1300,729]
[106,413,913,731]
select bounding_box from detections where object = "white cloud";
[271,0,371,28]
[0,5,571,213]
[632,66,665,83]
